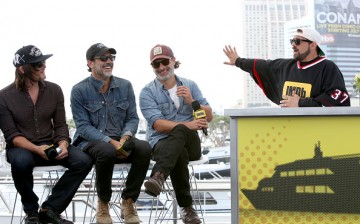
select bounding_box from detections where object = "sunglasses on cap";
[151,58,171,69]
[95,55,116,62]
[290,38,313,46]
[30,61,46,69]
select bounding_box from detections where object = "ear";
[87,60,94,69]
[18,66,25,74]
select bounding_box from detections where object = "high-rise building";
[241,0,308,108]
[241,0,360,107]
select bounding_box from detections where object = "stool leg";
[10,192,18,224]
[83,168,96,224]
[189,165,205,223]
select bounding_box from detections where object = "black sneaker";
[25,211,40,224]
[39,209,73,224]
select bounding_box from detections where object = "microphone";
[191,101,208,136]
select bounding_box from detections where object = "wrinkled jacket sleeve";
[235,57,282,105]
[300,60,350,107]
[52,85,71,143]
[121,82,139,136]
[70,86,112,144]
[139,86,163,130]
[0,92,24,144]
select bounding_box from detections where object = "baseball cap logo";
[13,54,25,66]
[96,43,106,49]
[29,46,42,57]
[153,46,163,56]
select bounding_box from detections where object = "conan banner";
[315,0,360,47]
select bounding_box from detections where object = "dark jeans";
[85,138,151,202]
[152,124,201,207]
[6,145,93,214]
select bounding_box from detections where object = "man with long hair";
[0,45,93,224]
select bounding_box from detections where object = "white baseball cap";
[294,27,325,56]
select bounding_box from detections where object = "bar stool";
[149,155,208,224]
[83,163,132,224]
[10,165,66,224]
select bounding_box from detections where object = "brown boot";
[144,171,165,196]
[121,198,140,224]
[96,198,112,224]
[181,206,202,224]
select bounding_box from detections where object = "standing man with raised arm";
[223,27,350,107]
[140,44,213,224]
[0,45,93,224]
[70,43,151,224]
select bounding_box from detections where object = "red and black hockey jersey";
[235,57,350,107]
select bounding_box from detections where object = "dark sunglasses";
[290,38,312,46]
[30,61,46,69]
[95,55,116,62]
[151,58,171,69]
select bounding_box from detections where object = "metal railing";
[0,170,231,223]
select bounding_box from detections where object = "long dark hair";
[15,64,37,91]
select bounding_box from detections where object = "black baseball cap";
[13,45,53,67]
[86,43,116,60]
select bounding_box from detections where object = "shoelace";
[183,207,197,217]
[98,201,109,215]
[123,200,137,216]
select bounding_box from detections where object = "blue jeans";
[152,124,201,207]
[6,145,93,214]
[85,137,151,202]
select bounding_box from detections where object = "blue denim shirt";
[139,75,210,148]
[71,75,139,150]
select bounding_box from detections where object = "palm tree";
[352,73,360,105]
[353,74,360,93]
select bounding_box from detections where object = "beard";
[26,67,46,83]
[155,66,175,81]
[94,63,113,80]
[293,45,311,62]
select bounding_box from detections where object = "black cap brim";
[14,54,53,67]
[31,54,53,64]
[95,48,116,57]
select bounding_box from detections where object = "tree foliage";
[353,73,360,94]
[208,114,230,131]
[66,118,76,129]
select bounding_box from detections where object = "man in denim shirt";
[70,43,151,224]
[139,44,213,224]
